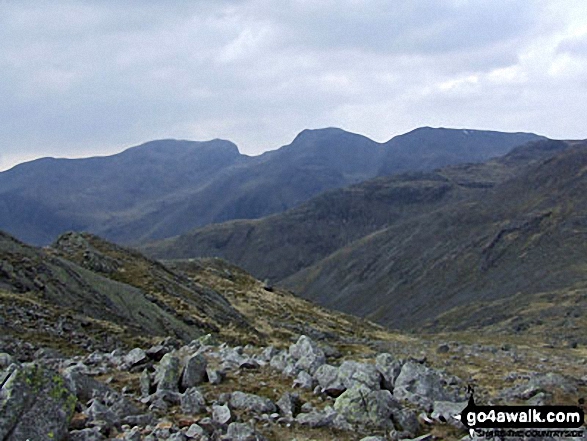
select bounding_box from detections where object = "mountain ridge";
[0,127,543,245]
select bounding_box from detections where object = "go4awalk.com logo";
[454,390,585,438]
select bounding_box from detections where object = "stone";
[230,391,277,414]
[124,348,148,368]
[69,427,107,441]
[155,353,181,392]
[276,392,301,419]
[181,387,207,415]
[436,344,450,354]
[431,400,467,427]
[239,359,260,370]
[140,369,152,397]
[225,422,264,441]
[62,364,113,404]
[0,353,13,369]
[260,346,279,362]
[375,353,403,391]
[314,364,346,396]
[34,347,65,360]
[86,399,119,426]
[269,351,294,373]
[168,433,188,441]
[391,407,420,437]
[289,335,326,374]
[293,370,315,390]
[0,363,76,441]
[185,423,206,438]
[206,367,225,385]
[360,437,387,441]
[334,385,399,429]
[500,372,578,402]
[295,407,338,428]
[181,353,208,389]
[338,360,382,390]
[212,404,233,425]
[146,344,168,361]
[394,361,463,411]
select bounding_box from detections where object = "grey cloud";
[0,0,586,170]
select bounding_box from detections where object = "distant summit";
[0,127,543,245]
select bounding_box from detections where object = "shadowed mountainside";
[144,139,568,283]
[0,127,541,245]
[284,140,587,336]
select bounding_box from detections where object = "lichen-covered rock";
[431,400,467,427]
[225,422,266,441]
[229,391,276,414]
[338,360,382,390]
[293,370,315,390]
[0,353,13,369]
[155,353,181,392]
[181,387,206,414]
[124,347,148,368]
[314,364,345,396]
[181,353,208,389]
[212,404,233,425]
[68,427,107,441]
[140,368,152,397]
[62,364,113,403]
[375,353,403,391]
[276,392,301,419]
[269,351,295,373]
[206,367,225,385]
[333,385,399,429]
[296,407,338,428]
[289,335,326,374]
[0,363,76,441]
[394,361,463,411]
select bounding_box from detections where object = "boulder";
[124,348,148,368]
[394,362,463,411]
[68,428,106,441]
[293,370,315,390]
[181,353,208,389]
[0,363,76,441]
[229,391,276,414]
[206,367,225,385]
[338,360,382,390]
[431,400,467,427]
[140,368,152,397]
[314,364,345,396]
[289,335,326,374]
[334,385,399,429]
[181,387,207,414]
[212,404,233,425]
[296,407,338,428]
[375,353,403,391]
[62,364,113,403]
[155,353,181,392]
[225,422,266,441]
[276,392,302,419]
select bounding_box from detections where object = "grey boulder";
[0,363,76,441]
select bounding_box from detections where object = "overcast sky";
[1,0,587,171]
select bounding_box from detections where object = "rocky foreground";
[2,334,585,441]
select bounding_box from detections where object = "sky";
[1,0,587,171]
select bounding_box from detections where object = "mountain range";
[145,137,587,344]
[0,127,541,246]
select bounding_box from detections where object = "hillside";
[284,140,587,338]
[0,128,541,246]
[145,138,568,283]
